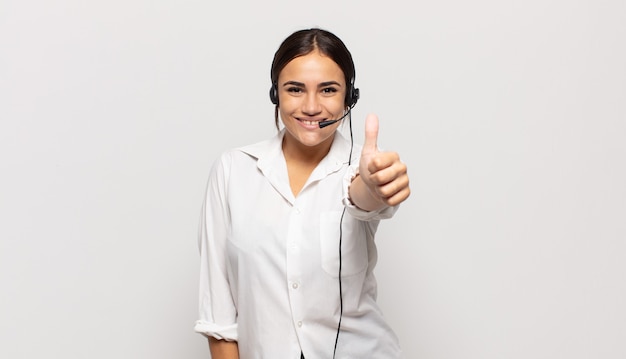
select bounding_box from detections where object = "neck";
[282,133,335,165]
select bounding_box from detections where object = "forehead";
[278,51,345,84]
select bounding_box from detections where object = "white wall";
[1,0,624,358]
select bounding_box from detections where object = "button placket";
[286,202,306,335]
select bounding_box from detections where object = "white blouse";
[194,130,403,358]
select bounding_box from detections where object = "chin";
[287,129,335,149]
[308,132,336,146]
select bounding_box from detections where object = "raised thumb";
[363,113,379,153]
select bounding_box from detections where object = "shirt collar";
[239,129,355,172]
[238,130,356,202]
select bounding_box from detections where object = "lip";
[296,117,325,129]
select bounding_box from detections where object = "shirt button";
[294,207,301,214]
[292,282,299,289]
[297,321,303,327]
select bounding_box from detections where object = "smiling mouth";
[297,118,324,126]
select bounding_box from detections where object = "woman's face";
[277,49,347,152]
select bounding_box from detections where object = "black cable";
[333,113,354,359]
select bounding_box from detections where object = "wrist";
[349,173,386,211]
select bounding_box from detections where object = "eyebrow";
[281,80,342,88]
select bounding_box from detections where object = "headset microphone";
[318,119,340,128]
[318,104,356,128]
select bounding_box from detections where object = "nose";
[302,92,322,115]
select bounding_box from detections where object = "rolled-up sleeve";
[194,154,238,341]
[342,163,399,221]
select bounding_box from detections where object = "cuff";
[342,164,398,221]
[194,320,238,341]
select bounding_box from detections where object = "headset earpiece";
[269,83,278,105]
[347,84,360,107]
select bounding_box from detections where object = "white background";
[1,0,625,358]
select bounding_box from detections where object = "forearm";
[208,337,239,359]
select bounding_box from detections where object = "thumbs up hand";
[350,114,411,211]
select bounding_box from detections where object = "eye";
[286,87,303,94]
[321,87,338,95]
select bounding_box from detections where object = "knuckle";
[370,172,385,184]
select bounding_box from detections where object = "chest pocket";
[319,211,368,277]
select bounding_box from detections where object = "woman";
[195,28,410,359]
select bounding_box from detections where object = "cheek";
[277,97,299,114]
[326,96,347,114]
[331,103,348,117]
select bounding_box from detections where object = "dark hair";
[270,28,356,129]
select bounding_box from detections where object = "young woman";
[195,28,410,359]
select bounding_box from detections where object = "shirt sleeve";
[342,163,399,221]
[194,153,238,341]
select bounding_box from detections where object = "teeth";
[301,120,320,126]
